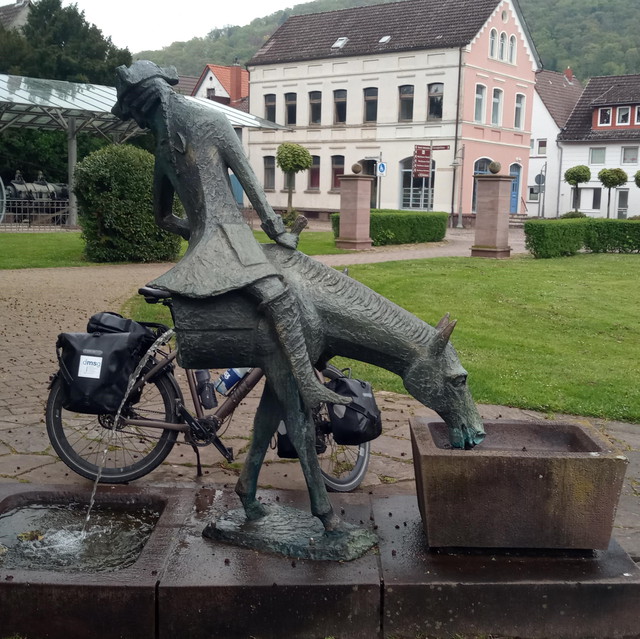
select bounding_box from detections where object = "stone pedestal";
[411,418,628,549]
[471,173,513,258]
[336,173,373,250]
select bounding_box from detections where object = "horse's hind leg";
[235,384,282,520]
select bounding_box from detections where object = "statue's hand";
[275,231,299,250]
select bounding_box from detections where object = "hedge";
[75,144,182,263]
[331,209,448,246]
[524,218,640,258]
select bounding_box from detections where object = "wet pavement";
[0,227,637,561]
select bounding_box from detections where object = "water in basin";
[0,502,160,572]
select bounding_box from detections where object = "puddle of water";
[0,502,160,572]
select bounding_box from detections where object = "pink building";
[247,0,541,223]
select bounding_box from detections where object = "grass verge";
[125,252,640,423]
[0,230,347,269]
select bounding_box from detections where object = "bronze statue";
[112,60,346,413]
[112,62,484,555]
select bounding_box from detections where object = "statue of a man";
[112,60,346,409]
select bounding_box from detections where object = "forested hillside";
[135,0,637,82]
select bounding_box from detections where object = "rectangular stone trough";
[410,418,628,549]
[0,484,194,639]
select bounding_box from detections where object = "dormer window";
[617,106,630,125]
[379,35,391,44]
[331,37,348,49]
[598,107,611,125]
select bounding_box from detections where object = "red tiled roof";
[175,75,198,96]
[193,64,249,100]
[559,74,640,142]
[249,0,504,66]
[535,69,583,129]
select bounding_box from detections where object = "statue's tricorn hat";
[112,60,179,120]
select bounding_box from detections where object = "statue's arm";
[218,123,289,241]
[153,164,191,241]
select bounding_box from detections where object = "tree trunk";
[287,173,293,213]
[607,188,611,218]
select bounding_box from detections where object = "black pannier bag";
[56,313,157,415]
[325,377,382,445]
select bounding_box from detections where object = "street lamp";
[450,145,465,228]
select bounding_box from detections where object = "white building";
[246,0,540,223]
[526,69,582,217]
[558,74,640,219]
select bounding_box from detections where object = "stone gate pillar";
[336,164,373,250]
[471,162,513,258]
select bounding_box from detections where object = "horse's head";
[403,314,485,449]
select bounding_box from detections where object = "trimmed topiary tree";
[564,165,591,212]
[276,142,312,216]
[75,144,182,263]
[634,170,640,189]
[598,167,628,218]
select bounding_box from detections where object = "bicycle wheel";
[315,364,371,492]
[45,369,181,484]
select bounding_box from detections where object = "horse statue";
[171,242,485,537]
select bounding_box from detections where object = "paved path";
[0,227,637,559]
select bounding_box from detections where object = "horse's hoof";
[318,511,344,532]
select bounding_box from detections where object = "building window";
[474,84,486,123]
[598,107,612,125]
[398,85,414,121]
[285,172,295,191]
[509,35,517,63]
[591,188,602,210]
[284,93,297,126]
[472,157,493,212]
[206,88,216,100]
[427,83,443,121]
[333,89,347,124]
[528,186,539,201]
[589,147,606,164]
[263,156,275,190]
[308,156,320,190]
[514,93,525,129]
[264,94,276,122]
[363,87,378,123]
[499,32,507,60]
[401,157,434,209]
[309,91,322,125]
[491,88,503,126]
[489,29,497,58]
[537,139,547,155]
[618,190,629,218]
[617,106,631,125]
[331,155,345,189]
[635,106,640,125]
[622,147,638,164]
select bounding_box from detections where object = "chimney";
[564,67,574,83]
[229,62,243,103]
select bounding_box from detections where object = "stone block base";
[470,244,512,258]
[336,237,373,250]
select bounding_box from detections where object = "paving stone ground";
[0,228,637,560]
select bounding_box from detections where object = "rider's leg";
[248,276,349,411]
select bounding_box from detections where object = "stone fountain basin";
[0,484,194,639]
[411,419,629,550]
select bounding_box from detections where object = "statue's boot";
[256,282,350,410]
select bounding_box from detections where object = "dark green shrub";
[583,219,640,253]
[331,210,448,246]
[75,144,182,263]
[524,219,586,258]
[525,218,640,258]
[559,211,587,218]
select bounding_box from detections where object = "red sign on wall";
[413,145,431,178]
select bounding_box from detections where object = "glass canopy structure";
[0,73,283,224]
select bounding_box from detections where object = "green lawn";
[125,252,640,423]
[0,230,346,269]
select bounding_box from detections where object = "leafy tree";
[75,145,182,263]
[598,168,628,218]
[564,165,591,212]
[634,170,640,189]
[276,142,312,215]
